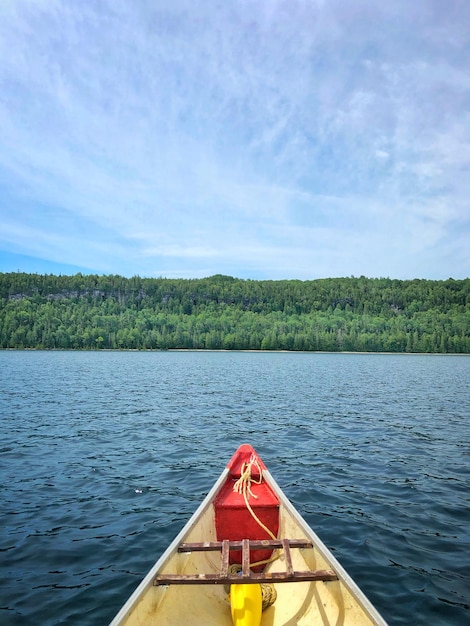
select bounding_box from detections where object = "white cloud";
[0,0,469,279]
[375,150,389,160]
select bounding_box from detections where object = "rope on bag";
[232,453,277,541]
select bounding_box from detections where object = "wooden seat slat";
[178,539,313,552]
[154,569,338,586]
[221,540,230,578]
[154,538,338,586]
[242,539,250,577]
[282,538,294,577]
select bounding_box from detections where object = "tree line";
[1,272,469,353]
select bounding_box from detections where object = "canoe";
[109,444,387,625]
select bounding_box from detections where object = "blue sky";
[1,0,469,280]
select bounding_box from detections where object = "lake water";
[1,350,469,625]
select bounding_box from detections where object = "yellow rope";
[225,564,277,610]
[232,454,277,541]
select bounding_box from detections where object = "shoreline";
[1,347,468,356]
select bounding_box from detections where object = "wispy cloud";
[0,0,469,279]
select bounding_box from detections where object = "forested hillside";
[1,273,469,352]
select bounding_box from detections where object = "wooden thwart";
[177,539,314,552]
[154,539,338,586]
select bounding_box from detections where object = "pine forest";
[1,273,469,353]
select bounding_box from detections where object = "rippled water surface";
[1,351,469,625]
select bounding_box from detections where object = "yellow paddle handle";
[230,583,262,626]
